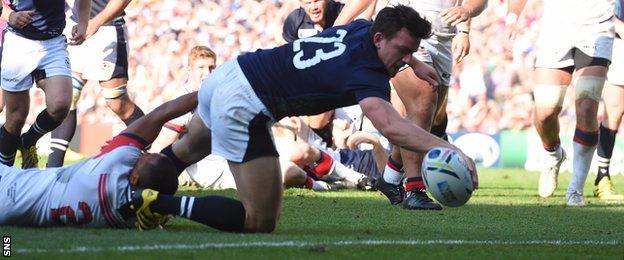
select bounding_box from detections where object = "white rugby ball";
[422,147,474,207]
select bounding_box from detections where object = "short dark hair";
[371,5,431,40]
[136,155,179,195]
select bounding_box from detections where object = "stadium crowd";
[1,0,587,135]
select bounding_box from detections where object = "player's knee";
[69,75,84,110]
[290,143,315,165]
[47,101,71,121]
[245,216,278,233]
[575,76,605,103]
[533,84,567,108]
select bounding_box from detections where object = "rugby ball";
[422,147,474,207]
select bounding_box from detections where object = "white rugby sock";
[567,141,596,194]
[382,162,404,185]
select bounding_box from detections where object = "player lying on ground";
[0,93,196,228]
[153,6,478,233]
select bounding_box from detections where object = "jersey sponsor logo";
[292,29,347,69]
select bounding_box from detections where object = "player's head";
[370,5,431,76]
[187,46,217,88]
[300,0,329,26]
[130,153,179,195]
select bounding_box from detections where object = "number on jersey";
[292,29,347,69]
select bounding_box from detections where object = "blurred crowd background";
[17,0,590,135]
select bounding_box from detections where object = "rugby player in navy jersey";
[0,0,91,169]
[143,5,478,233]
[46,0,146,168]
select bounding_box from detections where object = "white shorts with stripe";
[64,20,129,80]
[197,59,278,163]
[0,30,71,92]
[535,18,615,69]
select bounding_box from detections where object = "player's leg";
[0,90,30,166]
[291,142,367,185]
[100,78,144,125]
[594,36,624,200]
[374,88,407,204]
[389,66,443,210]
[19,76,72,169]
[533,67,572,198]
[566,56,610,205]
[0,30,39,166]
[47,74,83,167]
[595,81,624,200]
[228,157,282,232]
[100,24,144,125]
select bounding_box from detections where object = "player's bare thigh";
[172,113,212,165]
[228,156,283,233]
[37,76,72,120]
[602,82,624,128]
[390,66,440,125]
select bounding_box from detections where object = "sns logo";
[2,236,10,257]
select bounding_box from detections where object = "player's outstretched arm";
[359,97,478,188]
[123,92,198,146]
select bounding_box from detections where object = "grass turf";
[3,168,624,259]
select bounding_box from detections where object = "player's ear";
[129,170,140,186]
[372,32,383,49]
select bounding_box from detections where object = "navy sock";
[0,126,19,166]
[47,110,77,167]
[160,144,190,175]
[151,194,246,232]
[22,110,62,148]
[596,124,616,185]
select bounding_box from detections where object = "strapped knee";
[533,84,567,107]
[575,76,605,102]
[102,84,128,100]
[70,75,84,110]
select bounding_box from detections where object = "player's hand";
[455,149,478,189]
[452,32,470,64]
[346,131,378,150]
[410,60,440,91]
[130,189,164,231]
[85,20,101,39]
[440,6,471,26]
[7,10,34,29]
[69,22,88,45]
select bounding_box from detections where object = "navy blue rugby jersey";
[238,19,391,120]
[8,0,66,40]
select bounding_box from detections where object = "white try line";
[15,240,623,254]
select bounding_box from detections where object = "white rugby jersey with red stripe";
[0,133,145,228]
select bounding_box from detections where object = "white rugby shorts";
[535,18,614,69]
[64,20,129,80]
[197,59,278,163]
[1,30,71,92]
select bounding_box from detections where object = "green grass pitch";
[3,168,624,259]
